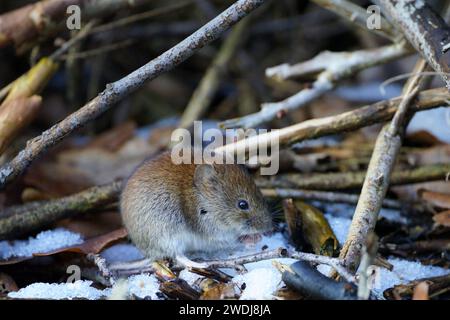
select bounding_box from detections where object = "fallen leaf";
[432,210,450,227]
[412,282,429,300]
[0,95,42,153]
[419,190,450,210]
[200,281,235,300]
[56,211,123,238]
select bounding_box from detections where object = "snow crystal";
[101,243,144,263]
[233,268,282,300]
[127,274,161,299]
[8,280,107,300]
[0,229,83,260]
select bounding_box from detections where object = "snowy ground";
[2,207,449,300]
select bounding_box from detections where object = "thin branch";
[256,163,450,190]
[261,188,401,209]
[0,0,267,189]
[220,43,410,129]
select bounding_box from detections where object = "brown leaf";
[392,181,450,203]
[33,228,128,256]
[408,145,450,166]
[419,190,450,210]
[432,210,450,227]
[86,121,136,152]
[412,282,429,300]
[200,281,235,300]
[56,211,123,239]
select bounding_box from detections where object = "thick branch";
[0,181,121,240]
[339,59,425,272]
[379,0,450,90]
[0,0,266,189]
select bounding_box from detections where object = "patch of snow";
[0,229,83,260]
[179,269,203,287]
[374,257,450,293]
[127,274,161,300]
[8,280,107,300]
[233,268,282,300]
[101,243,144,263]
[325,214,352,245]
[407,107,450,144]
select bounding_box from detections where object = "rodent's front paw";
[238,233,262,246]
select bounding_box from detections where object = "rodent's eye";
[200,208,207,215]
[237,200,249,211]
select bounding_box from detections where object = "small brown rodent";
[120,152,272,264]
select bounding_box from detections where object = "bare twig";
[0,0,267,189]
[220,43,410,128]
[201,247,355,283]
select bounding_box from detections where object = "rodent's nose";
[246,216,272,231]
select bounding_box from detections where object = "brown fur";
[120,152,272,261]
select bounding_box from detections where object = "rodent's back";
[120,152,198,258]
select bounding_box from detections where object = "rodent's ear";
[194,164,216,185]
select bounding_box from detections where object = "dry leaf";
[432,210,450,227]
[412,282,429,300]
[0,95,42,153]
[419,190,450,210]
